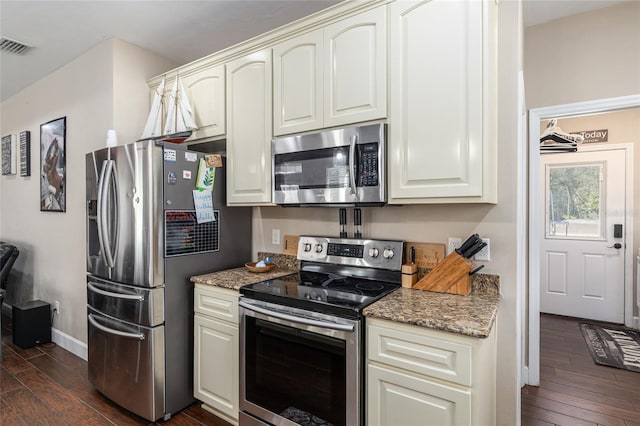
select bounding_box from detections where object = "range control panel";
[297,236,404,271]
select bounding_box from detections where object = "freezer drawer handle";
[88,314,145,340]
[87,282,145,302]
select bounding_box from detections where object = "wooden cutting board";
[403,242,446,269]
[282,235,300,256]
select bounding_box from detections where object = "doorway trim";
[525,94,640,386]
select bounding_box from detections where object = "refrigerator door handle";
[100,159,117,268]
[88,314,145,340]
[96,160,110,268]
[88,282,145,302]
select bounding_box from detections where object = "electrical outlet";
[272,229,281,245]
[447,237,462,255]
[474,238,490,261]
[54,301,60,315]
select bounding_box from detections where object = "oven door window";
[245,317,346,426]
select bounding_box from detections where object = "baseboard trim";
[51,327,88,361]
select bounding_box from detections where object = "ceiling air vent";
[0,37,32,55]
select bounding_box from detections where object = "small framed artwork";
[19,130,31,177]
[1,134,17,175]
[40,117,66,212]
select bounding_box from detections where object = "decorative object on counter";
[1,133,17,175]
[354,208,362,239]
[139,75,197,144]
[339,208,347,238]
[245,257,275,273]
[282,235,299,256]
[19,131,30,177]
[40,116,66,212]
[402,241,445,269]
[412,234,486,296]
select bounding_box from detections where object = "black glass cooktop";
[239,270,400,319]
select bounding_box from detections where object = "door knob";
[607,243,622,249]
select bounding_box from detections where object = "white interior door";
[540,149,626,323]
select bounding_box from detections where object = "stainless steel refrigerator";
[85,140,251,421]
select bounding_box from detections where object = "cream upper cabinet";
[226,49,273,206]
[388,0,497,204]
[367,318,496,426]
[182,64,225,140]
[273,6,387,136]
[273,29,324,135]
[324,6,387,129]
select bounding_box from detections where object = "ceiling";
[0,0,631,103]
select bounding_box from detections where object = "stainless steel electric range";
[238,236,404,426]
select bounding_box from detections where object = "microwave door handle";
[349,135,358,196]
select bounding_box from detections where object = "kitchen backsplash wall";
[252,203,498,271]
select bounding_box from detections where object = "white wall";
[524,1,640,109]
[252,1,524,424]
[0,38,175,343]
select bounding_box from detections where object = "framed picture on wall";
[40,117,66,212]
[19,130,31,177]
[1,134,17,175]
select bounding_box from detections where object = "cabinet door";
[194,314,239,422]
[388,0,496,203]
[368,363,471,426]
[182,65,225,140]
[273,29,324,136]
[323,6,387,128]
[226,49,273,205]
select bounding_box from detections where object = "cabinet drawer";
[367,363,471,426]
[368,321,472,386]
[194,286,239,324]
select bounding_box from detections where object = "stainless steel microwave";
[272,123,386,206]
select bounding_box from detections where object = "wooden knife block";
[413,251,473,296]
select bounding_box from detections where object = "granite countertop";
[363,287,500,338]
[190,252,298,291]
[190,251,500,338]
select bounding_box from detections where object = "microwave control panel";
[358,143,379,187]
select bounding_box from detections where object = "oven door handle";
[239,300,355,332]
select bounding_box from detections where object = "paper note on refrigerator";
[193,190,215,223]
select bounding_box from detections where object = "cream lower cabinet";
[226,48,273,205]
[193,285,239,425]
[388,0,498,204]
[367,318,496,426]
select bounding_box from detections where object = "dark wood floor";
[4,312,639,425]
[522,314,640,426]
[0,312,232,426]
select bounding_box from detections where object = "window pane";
[547,164,603,238]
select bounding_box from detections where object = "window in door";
[545,163,604,239]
